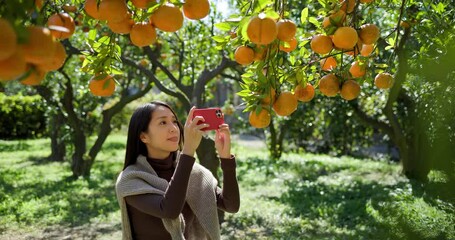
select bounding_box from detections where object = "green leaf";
[309,17,320,28]
[265,10,280,19]
[289,55,296,66]
[212,35,227,43]
[214,22,231,32]
[88,29,97,41]
[300,8,308,25]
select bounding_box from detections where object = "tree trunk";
[48,112,66,162]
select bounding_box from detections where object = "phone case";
[192,108,225,131]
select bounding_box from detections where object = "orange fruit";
[279,38,298,53]
[37,40,67,71]
[89,74,116,97]
[254,45,267,61]
[108,14,134,34]
[319,74,340,97]
[131,0,156,9]
[374,72,394,89]
[276,19,297,41]
[320,56,337,71]
[294,83,315,102]
[340,79,361,100]
[249,108,271,128]
[130,22,157,47]
[359,24,380,45]
[273,91,298,116]
[183,0,210,20]
[98,0,128,23]
[0,18,17,61]
[247,16,277,45]
[340,0,356,13]
[234,46,254,65]
[360,0,373,3]
[349,61,367,78]
[84,0,101,19]
[151,3,183,32]
[360,44,374,56]
[34,0,43,9]
[310,34,333,55]
[345,38,362,56]
[62,4,78,13]
[22,26,56,65]
[262,87,276,105]
[0,48,26,81]
[332,27,358,49]
[47,13,75,39]
[20,66,47,86]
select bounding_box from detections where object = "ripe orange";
[89,74,116,97]
[0,18,17,61]
[320,56,337,71]
[323,10,346,28]
[360,44,374,56]
[183,0,210,20]
[359,24,380,45]
[34,0,43,10]
[98,0,128,23]
[254,45,267,61]
[108,14,134,34]
[345,38,362,56]
[234,46,254,65]
[62,4,77,12]
[47,13,75,39]
[332,27,358,49]
[247,16,277,45]
[340,79,361,100]
[276,19,297,41]
[22,26,56,65]
[249,108,271,128]
[20,66,47,86]
[349,61,367,78]
[262,87,276,105]
[340,0,356,13]
[360,0,374,3]
[0,48,26,81]
[319,74,340,97]
[151,4,184,32]
[84,0,101,19]
[279,38,298,53]
[294,83,315,102]
[374,72,394,89]
[273,91,298,116]
[310,34,333,55]
[131,0,156,9]
[130,22,157,47]
[38,40,67,71]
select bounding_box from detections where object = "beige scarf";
[115,154,220,240]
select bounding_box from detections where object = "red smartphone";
[192,108,225,131]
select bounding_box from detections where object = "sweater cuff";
[220,154,236,171]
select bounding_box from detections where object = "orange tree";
[0,0,239,178]
[213,0,454,182]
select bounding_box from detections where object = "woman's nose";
[169,124,178,133]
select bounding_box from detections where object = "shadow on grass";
[0,160,121,228]
[0,141,32,152]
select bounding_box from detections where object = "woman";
[115,101,240,240]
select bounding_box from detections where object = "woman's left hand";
[215,124,231,159]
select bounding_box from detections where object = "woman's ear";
[139,132,148,143]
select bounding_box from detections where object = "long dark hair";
[123,101,184,169]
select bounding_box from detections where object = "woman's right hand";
[181,107,209,157]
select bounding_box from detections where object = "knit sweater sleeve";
[124,154,195,219]
[216,155,240,213]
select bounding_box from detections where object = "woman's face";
[140,106,180,159]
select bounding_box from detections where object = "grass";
[0,134,454,239]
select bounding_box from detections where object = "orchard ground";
[0,133,454,240]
